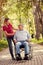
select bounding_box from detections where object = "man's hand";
[26,39,31,42]
[14,40,17,43]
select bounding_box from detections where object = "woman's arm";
[12,27,18,30]
[4,31,14,36]
[10,23,18,30]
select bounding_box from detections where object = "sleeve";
[3,26,6,31]
[27,31,31,39]
[10,23,13,28]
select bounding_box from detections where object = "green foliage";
[1,0,43,39]
[31,38,43,44]
[0,40,8,51]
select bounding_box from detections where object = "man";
[3,18,17,60]
[14,24,31,60]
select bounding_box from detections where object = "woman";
[3,18,17,60]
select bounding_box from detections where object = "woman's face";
[4,20,9,25]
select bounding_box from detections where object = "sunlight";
[0,55,10,60]
[33,49,43,53]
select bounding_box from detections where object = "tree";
[0,0,7,39]
[32,0,43,39]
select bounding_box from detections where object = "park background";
[0,0,43,51]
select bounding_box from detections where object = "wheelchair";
[14,42,33,60]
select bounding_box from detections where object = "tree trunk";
[41,11,43,37]
[32,0,43,39]
[34,12,40,39]
[0,0,7,39]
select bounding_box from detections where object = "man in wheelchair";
[14,24,31,60]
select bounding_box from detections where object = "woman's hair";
[4,18,9,22]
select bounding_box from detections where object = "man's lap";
[16,41,29,46]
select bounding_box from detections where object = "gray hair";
[18,24,24,27]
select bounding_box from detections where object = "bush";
[0,40,8,51]
[31,38,43,44]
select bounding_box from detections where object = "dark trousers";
[7,35,15,58]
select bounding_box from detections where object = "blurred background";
[0,0,43,51]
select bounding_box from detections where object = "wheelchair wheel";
[28,44,33,59]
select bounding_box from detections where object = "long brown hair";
[4,18,9,25]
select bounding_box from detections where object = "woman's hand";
[5,31,15,36]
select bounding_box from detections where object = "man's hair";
[18,24,24,27]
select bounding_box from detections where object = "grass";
[0,40,8,51]
[31,38,43,44]
[0,38,43,51]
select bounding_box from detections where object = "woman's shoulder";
[3,25,6,28]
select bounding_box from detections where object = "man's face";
[18,25,23,30]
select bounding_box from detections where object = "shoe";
[19,56,22,60]
[16,54,22,61]
[24,55,29,60]
[12,57,15,60]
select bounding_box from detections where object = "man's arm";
[27,31,31,42]
[26,39,31,43]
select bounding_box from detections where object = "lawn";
[0,38,43,51]
[31,38,43,44]
[0,40,8,51]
